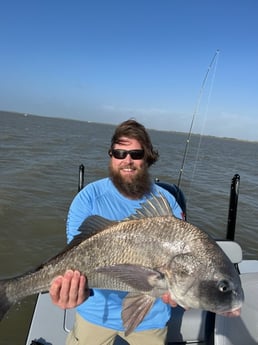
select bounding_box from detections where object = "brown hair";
[110,119,159,166]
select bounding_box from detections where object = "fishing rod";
[177,50,220,189]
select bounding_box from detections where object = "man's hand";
[49,270,90,309]
[162,292,178,308]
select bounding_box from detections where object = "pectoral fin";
[96,264,167,291]
[122,292,156,336]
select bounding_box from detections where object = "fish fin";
[41,216,118,264]
[0,280,13,321]
[96,264,167,291]
[126,193,173,220]
[68,216,118,247]
[79,215,117,234]
[69,194,172,247]
[122,292,156,336]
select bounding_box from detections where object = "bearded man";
[50,119,183,345]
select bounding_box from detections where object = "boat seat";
[216,240,242,264]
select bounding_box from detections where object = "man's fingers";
[78,275,89,304]
[66,270,80,305]
[162,292,178,308]
[49,270,88,309]
[49,275,63,304]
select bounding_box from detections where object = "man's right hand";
[49,270,90,309]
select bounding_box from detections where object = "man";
[50,119,183,345]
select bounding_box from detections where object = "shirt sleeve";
[66,187,93,243]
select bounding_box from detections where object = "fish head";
[164,252,244,314]
[197,271,244,314]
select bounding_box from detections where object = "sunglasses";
[109,149,145,160]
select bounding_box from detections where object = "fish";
[0,194,244,335]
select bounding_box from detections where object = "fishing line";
[177,50,220,194]
[188,51,220,196]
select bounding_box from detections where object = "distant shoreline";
[1,109,257,144]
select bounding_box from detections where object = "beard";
[109,163,152,199]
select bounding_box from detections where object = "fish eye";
[218,280,231,293]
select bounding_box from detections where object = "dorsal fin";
[126,193,173,220]
[80,215,117,234]
[68,215,117,248]
[67,194,172,248]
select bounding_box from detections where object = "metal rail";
[226,174,240,241]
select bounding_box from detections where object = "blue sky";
[1,0,257,141]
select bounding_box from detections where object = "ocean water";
[0,111,257,344]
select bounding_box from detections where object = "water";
[0,111,258,344]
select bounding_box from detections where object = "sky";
[1,0,257,141]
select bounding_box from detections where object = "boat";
[25,169,258,345]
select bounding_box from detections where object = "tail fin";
[0,280,13,321]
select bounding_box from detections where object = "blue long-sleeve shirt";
[66,177,183,331]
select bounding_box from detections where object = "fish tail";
[0,280,13,321]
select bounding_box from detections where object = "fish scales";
[0,194,244,335]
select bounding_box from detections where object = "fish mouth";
[213,299,243,318]
[217,306,242,317]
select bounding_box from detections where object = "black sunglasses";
[109,149,145,160]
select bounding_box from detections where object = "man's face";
[109,136,151,199]
[110,137,145,183]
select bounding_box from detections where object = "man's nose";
[123,153,133,163]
